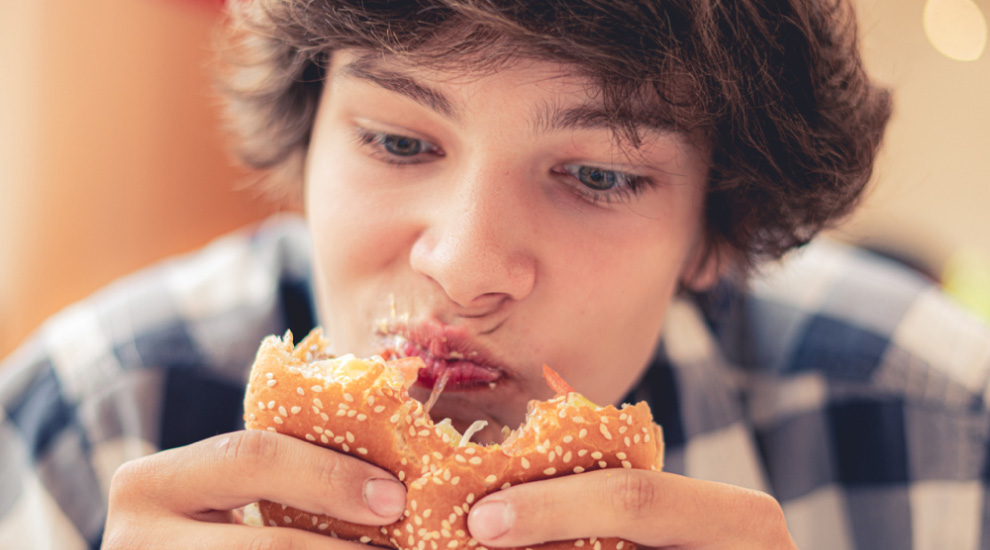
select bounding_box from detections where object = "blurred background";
[0,0,987,359]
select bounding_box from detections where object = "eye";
[558,164,646,192]
[381,134,426,157]
[354,128,444,164]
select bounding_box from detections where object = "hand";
[466,469,797,549]
[102,430,407,549]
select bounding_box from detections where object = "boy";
[3,1,989,549]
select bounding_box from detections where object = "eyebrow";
[339,58,458,120]
[337,56,678,140]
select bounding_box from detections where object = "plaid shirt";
[2,215,989,549]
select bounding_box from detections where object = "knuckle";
[314,451,344,504]
[220,430,282,476]
[603,471,661,521]
[108,456,159,502]
[745,490,790,539]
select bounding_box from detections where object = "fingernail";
[468,501,513,541]
[363,478,406,518]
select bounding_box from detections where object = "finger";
[466,470,794,549]
[103,514,368,550]
[114,430,406,525]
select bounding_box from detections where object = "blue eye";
[355,128,443,163]
[559,164,643,192]
[381,134,425,157]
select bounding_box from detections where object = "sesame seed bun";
[243,328,664,550]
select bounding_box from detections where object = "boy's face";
[305,50,711,442]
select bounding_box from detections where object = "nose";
[409,168,537,311]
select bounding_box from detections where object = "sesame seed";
[617,542,625,550]
[563,435,574,443]
[548,451,556,462]
[345,431,355,442]
[575,541,585,547]
[469,457,482,465]
[544,467,557,475]
[600,424,612,440]
[466,493,475,504]
[574,466,585,474]
[257,401,266,410]
[266,373,274,379]
[336,410,347,417]
[311,385,323,393]
[634,434,641,444]
[344,393,354,402]
[578,449,588,457]
[273,416,284,425]
[601,417,609,424]
[619,413,627,421]
[398,471,406,481]
[451,477,460,485]
[599,460,607,468]
[433,451,444,460]
[296,387,305,396]
[283,515,291,524]
[320,435,329,444]
[347,410,357,418]
[278,406,288,417]
[267,400,275,409]
[424,509,432,518]
[591,451,603,460]
[374,405,386,413]
[594,541,602,550]
[501,482,511,489]
[291,406,301,414]
[357,413,368,421]
[644,434,651,443]
[624,436,631,447]
[313,398,324,408]
[311,406,320,414]
[521,457,531,469]
[419,429,431,436]
[485,474,497,484]
[616,452,627,460]
[360,536,372,543]
[622,461,632,468]
[579,428,588,438]
[448,542,459,548]
[319,523,328,530]
[305,434,316,442]
[619,426,628,434]
[357,448,368,455]
[334,435,345,444]
[455,455,467,463]
[320,412,329,422]
[342,444,350,452]
[391,413,401,423]
[465,447,476,455]
[563,451,572,463]
[267,380,277,387]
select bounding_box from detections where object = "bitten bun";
[243,328,664,550]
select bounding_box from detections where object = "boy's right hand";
[101,430,406,549]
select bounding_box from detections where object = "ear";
[679,240,729,292]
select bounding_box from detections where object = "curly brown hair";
[216,0,891,275]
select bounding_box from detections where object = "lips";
[381,319,508,391]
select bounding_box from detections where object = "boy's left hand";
[466,469,797,549]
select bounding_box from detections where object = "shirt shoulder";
[0,214,314,549]
[714,239,990,409]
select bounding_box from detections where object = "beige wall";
[843,0,990,270]
[1,0,988,358]
[0,0,283,357]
